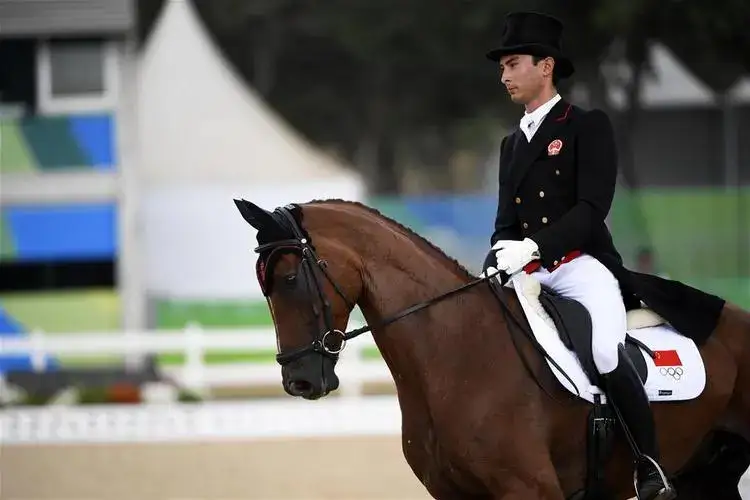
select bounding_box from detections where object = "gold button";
[542,217,548,224]
[553,260,559,266]
[561,255,566,261]
[515,197,521,204]
[539,191,545,198]
[523,222,529,229]
[555,169,560,175]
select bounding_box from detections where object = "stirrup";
[633,455,676,500]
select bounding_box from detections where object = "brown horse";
[233,197,750,500]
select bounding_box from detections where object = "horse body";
[297,201,573,497]
[235,198,750,499]
[340,205,538,496]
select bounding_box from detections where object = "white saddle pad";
[508,273,706,405]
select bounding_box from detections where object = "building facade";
[0,0,138,357]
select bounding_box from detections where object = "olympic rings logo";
[659,367,683,380]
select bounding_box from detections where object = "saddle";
[538,285,652,386]
[491,274,662,387]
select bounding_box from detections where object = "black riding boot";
[602,344,676,500]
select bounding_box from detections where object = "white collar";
[519,93,561,137]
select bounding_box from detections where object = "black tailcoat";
[491,98,725,345]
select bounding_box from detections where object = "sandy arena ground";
[3,437,748,500]
[1,436,432,500]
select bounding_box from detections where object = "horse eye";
[284,274,297,284]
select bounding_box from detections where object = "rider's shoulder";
[572,105,614,129]
[500,126,521,147]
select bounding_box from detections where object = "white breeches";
[531,254,627,374]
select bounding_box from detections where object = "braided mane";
[305,198,477,280]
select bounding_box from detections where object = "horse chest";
[403,426,441,475]
[403,425,474,496]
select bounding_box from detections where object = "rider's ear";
[233,198,276,231]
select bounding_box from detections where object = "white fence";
[1,396,405,445]
[0,322,394,398]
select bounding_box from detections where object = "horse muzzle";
[282,356,340,400]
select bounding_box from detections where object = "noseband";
[254,206,494,366]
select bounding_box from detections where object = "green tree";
[138,0,749,195]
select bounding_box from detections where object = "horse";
[233,197,750,500]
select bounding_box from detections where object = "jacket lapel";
[507,99,573,193]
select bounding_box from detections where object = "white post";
[183,323,206,396]
[29,329,47,373]
[117,32,146,370]
[354,341,365,399]
[123,327,142,372]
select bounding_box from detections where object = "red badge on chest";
[547,139,563,156]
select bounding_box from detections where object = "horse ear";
[233,198,275,231]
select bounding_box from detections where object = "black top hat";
[486,11,574,79]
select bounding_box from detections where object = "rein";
[256,206,576,405]
[254,206,503,364]
[255,206,497,363]
[343,275,494,341]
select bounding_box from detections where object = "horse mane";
[305,198,477,281]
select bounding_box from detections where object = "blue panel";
[404,196,454,227]
[368,194,503,274]
[0,355,59,373]
[0,306,24,334]
[0,306,60,373]
[6,204,116,261]
[403,195,497,239]
[452,195,498,239]
[69,114,115,171]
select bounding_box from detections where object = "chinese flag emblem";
[653,350,682,367]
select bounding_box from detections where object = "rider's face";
[499,54,552,105]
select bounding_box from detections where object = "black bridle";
[254,206,495,366]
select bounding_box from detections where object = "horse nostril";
[288,380,313,396]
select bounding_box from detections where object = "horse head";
[233,198,363,400]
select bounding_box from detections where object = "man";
[480,11,702,500]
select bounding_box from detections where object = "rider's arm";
[529,109,617,268]
[490,135,522,245]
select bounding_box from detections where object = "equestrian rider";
[482,12,675,500]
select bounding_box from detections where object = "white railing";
[1,396,405,445]
[0,322,394,398]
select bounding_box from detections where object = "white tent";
[608,42,717,109]
[135,0,364,301]
[137,0,363,187]
[728,75,750,104]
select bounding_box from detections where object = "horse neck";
[311,202,501,396]
[357,236,474,338]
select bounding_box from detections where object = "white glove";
[493,238,540,274]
